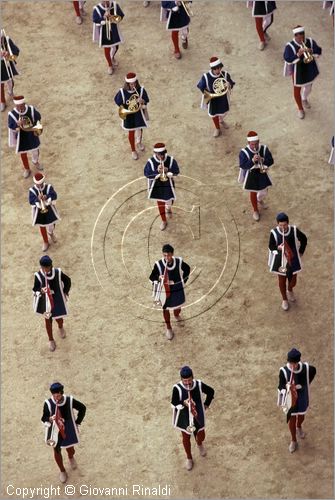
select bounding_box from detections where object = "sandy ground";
[1,1,333,498]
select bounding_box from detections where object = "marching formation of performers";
[2,0,331,483]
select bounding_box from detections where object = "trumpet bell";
[278,266,287,273]
[186,424,196,433]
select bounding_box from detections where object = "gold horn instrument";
[158,159,168,182]
[301,41,314,64]
[257,154,267,173]
[203,74,229,105]
[186,391,196,433]
[180,0,194,17]
[118,89,141,120]
[20,116,43,136]
[38,187,49,214]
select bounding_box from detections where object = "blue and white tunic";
[268,225,307,276]
[250,1,276,16]
[8,105,41,154]
[161,1,191,30]
[197,70,235,117]
[278,362,316,415]
[144,154,179,201]
[33,268,71,319]
[171,379,214,435]
[114,86,149,130]
[149,257,190,310]
[92,2,124,47]
[41,395,86,449]
[238,144,273,191]
[1,37,20,82]
[283,38,322,86]
[29,183,61,227]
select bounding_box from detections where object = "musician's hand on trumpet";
[159,275,174,285]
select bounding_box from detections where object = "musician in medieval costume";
[150,244,190,340]
[144,142,180,231]
[8,95,43,178]
[197,56,235,138]
[114,72,149,160]
[33,255,71,352]
[277,349,316,453]
[92,0,124,75]
[29,173,60,252]
[41,382,86,483]
[283,26,322,119]
[171,366,214,471]
[247,1,276,50]
[238,130,274,221]
[161,1,191,59]
[0,30,20,112]
[72,0,87,25]
[268,212,307,311]
[328,136,335,165]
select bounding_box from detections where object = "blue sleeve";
[34,108,41,122]
[197,75,207,92]
[312,39,322,55]
[264,148,274,167]
[29,189,38,206]
[283,44,298,64]
[116,3,124,18]
[48,185,57,201]
[226,72,235,88]
[9,39,20,56]
[92,7,102,23]
[239,150,253,170]
[171,159,179,175]
[142,88,149,104]
[8,114,17,130]
[144,161,156,179]
[114,90,123,106]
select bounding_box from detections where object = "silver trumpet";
[278,233,287,273]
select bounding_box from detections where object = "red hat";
[13,95,25,105]
[292,25,305,34]
[33,172,45,185]
[125,72,137,83]
[209,56,222,68]
[247,131,259,142]
[153,143,166,153]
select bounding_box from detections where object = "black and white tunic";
[197,70,235,117]
[41,395,86,449]
[33,268,71,319]
[250,1,276,17]
[29,183,61,227]
[278,362,316,415]
[171,379,214,435]
[149,257,190,310]
[268,225,307,276]
[114,86,149,131]
[238,144,273,191]
[144,154,179,202]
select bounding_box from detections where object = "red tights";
[255,17,265,42]
[45,318,64,341]
[212,116,220,130]
[278,274,297,300]
[171,31,180,54]
[163,308,181,329]
[1,83,5,103]
[54,447,75,472]
[20,153,30,170]
[39,227,49,243]
[73,1,80,16]
[157,201,167,222]
[288,415,305,441]
[292,75,303,110]
[181,429,205,459]
[128,130,136,152]
[250,192,258,211]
